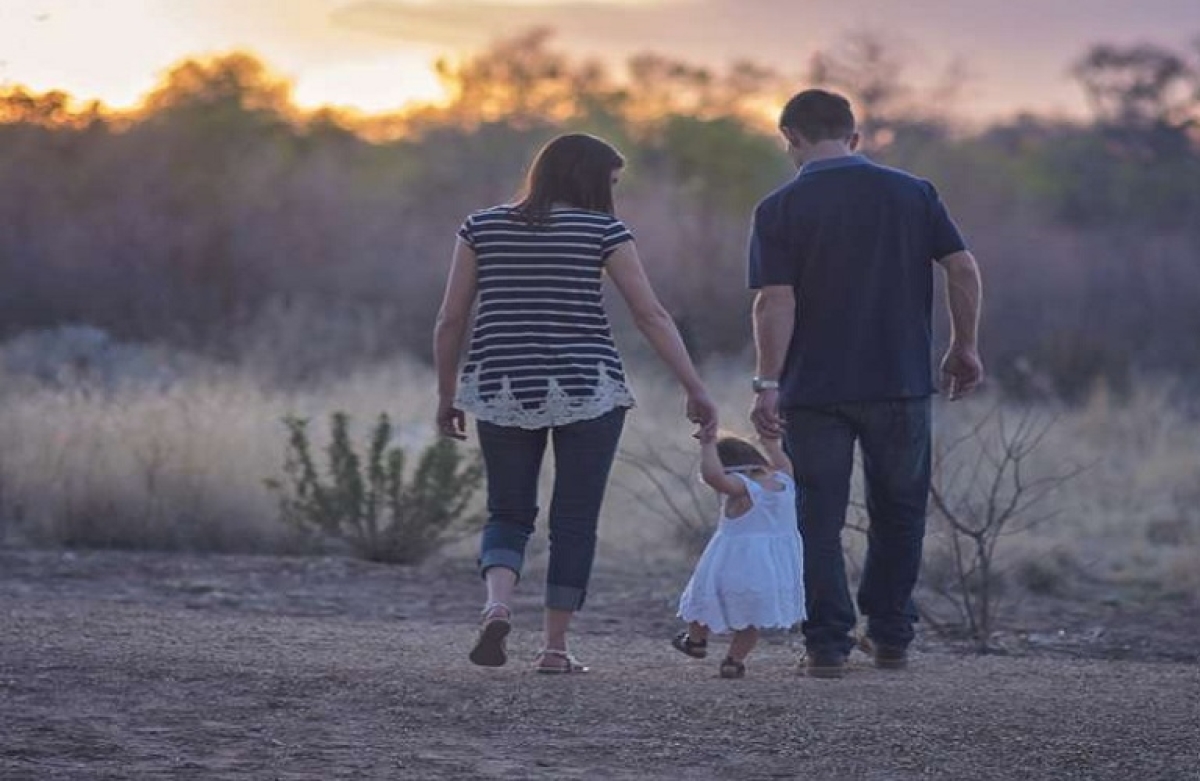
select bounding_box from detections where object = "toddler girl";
[672,430,805,678]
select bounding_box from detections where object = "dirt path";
[1,550,1197,781]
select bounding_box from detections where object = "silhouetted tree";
[1,35,1199,392]
[432,28,618,128]
[1072,42,1197,131]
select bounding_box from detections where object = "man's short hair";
[779,89,856,143]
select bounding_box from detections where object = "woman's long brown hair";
[513,133,624,224]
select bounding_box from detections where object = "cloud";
[328,0,818,57]
[324,0,1196,119]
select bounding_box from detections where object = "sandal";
[671,630,708,659]
[534,648,589,674]
[468,602,511,667]
[719,657,746,679]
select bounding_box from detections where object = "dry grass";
[0,350,443,553]
[614,363,1200,600]
[962,384,1197,594]
[1,333,1196,601]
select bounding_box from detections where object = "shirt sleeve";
[925,182,967,260]
[747,199,796,289]
[601,218,634,258]
[457,213,477,249]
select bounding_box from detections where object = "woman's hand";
[686,390,719,441]
[436,398,468,440]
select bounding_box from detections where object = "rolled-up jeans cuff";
[479,549,524,582]
[545,583,587,611]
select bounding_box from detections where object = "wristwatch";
[751,376,780,393]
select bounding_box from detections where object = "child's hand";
[694,423,717,444]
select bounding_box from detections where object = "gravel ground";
[1,549,1197,781]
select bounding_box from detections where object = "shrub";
[266,412,483,564]
[923,406,1082,651]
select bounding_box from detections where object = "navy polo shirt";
[748,155,966,406]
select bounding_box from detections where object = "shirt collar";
[798,154,869,176]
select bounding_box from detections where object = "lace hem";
[456,363,636,429]
[678,588,806,634]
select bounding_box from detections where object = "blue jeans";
[475,407,626,611]
[784,398,931,657]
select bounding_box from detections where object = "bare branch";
[925,402,1082,651]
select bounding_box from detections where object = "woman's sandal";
[468,602,512,668]
[671,630,708,659]
[719,657,746,679]
[534,648,590,674]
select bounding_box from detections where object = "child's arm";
[758,434,794,478]
[698,431,749,497]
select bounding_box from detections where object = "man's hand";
[750,388,784,439]
[940,344,984,400]
[936,251,983,400]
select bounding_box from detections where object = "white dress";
[677,472,806,633]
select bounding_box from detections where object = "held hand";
[436,398,468,440]
[685,390,719,441]
[693,412,718,444]
[940,344,984,400]
[750,388,784,439]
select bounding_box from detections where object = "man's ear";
[848,131,861,151]
[780,127,801,150]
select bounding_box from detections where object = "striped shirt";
[455,205,637,429]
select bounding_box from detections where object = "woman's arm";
[432,238,478,439]
[605,240,718,437]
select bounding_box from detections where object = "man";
[747,89,983,679]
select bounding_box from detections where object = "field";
[2,337,1199,780]
[1,336,1197,601]
[5,16,1200,781]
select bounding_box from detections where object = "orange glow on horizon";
[0,1,452,117]
[0,0,1191,125]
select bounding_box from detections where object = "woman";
[434,133,718,673]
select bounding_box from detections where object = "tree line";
[2,30,1199,399]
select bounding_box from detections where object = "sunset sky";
[1,0,1195,120]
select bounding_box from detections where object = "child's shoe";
[718,656,746,679]
[671,630,708,659]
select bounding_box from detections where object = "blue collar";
[799,154,869,176]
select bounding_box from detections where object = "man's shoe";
[860,636,908,670]
[803,652,847,679]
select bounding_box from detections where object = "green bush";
[265,412,483,564]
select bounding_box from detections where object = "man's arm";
[934,250,984,399]
[750,285,795,436]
